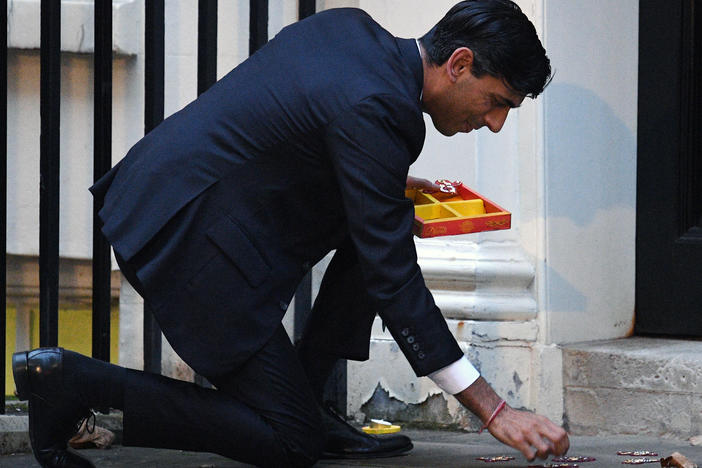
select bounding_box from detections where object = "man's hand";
[455,377,569,461]
[406,176,439,192]
[487,404,569,461]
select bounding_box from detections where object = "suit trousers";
[114,254,323,468]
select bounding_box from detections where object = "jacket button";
[412,343,420,351]
[417,352,426,360]
[407,336,415,344]
[279,301,289,311]
[401,328,410,337]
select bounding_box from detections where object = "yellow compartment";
[406,189,439,205]
[446,199,485,217]
[414,204,458,220]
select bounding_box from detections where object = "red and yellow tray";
[406,183,511,238]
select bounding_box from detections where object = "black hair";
[420,0,552,98]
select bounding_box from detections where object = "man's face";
[423,50,525,137]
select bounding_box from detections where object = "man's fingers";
[539,421,570,455]
[513,435,536,461]
[406,176,439,192]
[527,434,553,460]
[516,434,553,461]
[551,428,570,455]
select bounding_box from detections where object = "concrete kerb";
[0,411,123,456]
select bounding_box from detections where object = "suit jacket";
[91,8,463,379]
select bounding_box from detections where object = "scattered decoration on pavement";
[527,463,579,468]
[362,418,401,434]
[620,457,660,464]
[552,456,596,462]
[618,451,659,457]
[689,435,702,447]
[476,455,516,462]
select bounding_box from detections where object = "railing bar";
[299,0,316,20]
[1,0,7,412]
[145,0,165,133]
[143,0,164,374]
[92,0,113,363]
[198,0,218,96]
[249,0,268,55]
[39,0,60,348]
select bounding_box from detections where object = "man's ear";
[446,47,474,83]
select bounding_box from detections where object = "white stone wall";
[541,0,638,345]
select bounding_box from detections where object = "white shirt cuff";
[428,356,480,395]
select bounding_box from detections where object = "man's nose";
[485,107,510,133]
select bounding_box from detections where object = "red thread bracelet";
[479,399,506,434]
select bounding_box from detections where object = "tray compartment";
[445,199,485,217]
[405,189,440,205]
[414,204,459,221]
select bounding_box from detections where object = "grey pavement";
[1,429,701,467]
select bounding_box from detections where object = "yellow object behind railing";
[4,307,120,397]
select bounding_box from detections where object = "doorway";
[636,0,702,336]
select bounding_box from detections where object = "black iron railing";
[1,0,7,415]
[250,0,269,55]
[93,0,113,367]
[0,0,323,414]
[142,0,166,374]
[198,0,218,96]
[39,0,61,350]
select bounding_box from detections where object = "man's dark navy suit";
[91,8,464,466]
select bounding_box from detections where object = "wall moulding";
[416,238,537,322]
[6,254,120,308]
[371,317,538,346]
[7,0,140,55]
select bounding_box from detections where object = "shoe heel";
[12,351,30,401]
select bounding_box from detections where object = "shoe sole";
[321,444,413,459]
[12,351,30,401]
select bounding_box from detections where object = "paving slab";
[1,430,701,467]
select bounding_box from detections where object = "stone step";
[0,411,123,455]
[562,337,702,438]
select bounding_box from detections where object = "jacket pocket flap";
[206,216,270,287]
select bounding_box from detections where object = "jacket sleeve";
[324,94,463,376]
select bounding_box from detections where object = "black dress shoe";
[320,405,413,459]
[13,348,95,468]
